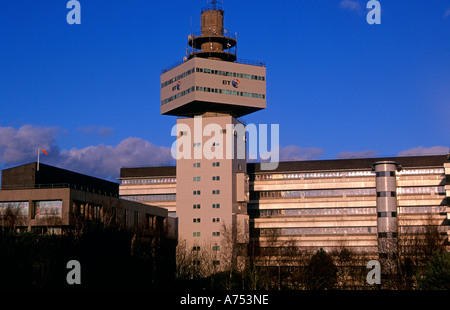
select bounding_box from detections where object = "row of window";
[192,245,221,251]
[255,171,376,181]
[251,186,445,200]
[398,186,445,195]
[161,67,195,89]
[121,178,176,185]
[251,188,377,200]
[160,66,266,90]
[0,201,29,216]
[398,225,448,234]
[72,202,164,231]
[253,205,447,218]
[195,67,265,81]
[378,232,398,238]
[120,189,443,203]
[160,84,266,105]
[377,191,396,197]
[122,194,176,202]
[397,168,445,175]
[377,211,397,218]
[254,168,446,181]
[376,171,395,177]
[193,190,221,195]
[399,206,446,214]
[180,129,237,136]
[0,200,62,219]
[73,202,101,220]
[193,142,221,147]
[34,200,62,218]
[192,217,221,223]
[195,86,265,99]
[121,168,446,185]
[259,226,376,236]
[192,232,221,237]
[161,86,195,105]
[254,207,377,217]
[193,162,221,167]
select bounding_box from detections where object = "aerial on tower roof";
[204,0,224,12]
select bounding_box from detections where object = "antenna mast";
[206,0,223,11]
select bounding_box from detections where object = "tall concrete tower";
[160,0,266,269]
[373,161,401,283]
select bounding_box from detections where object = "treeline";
[174,224,450,291]
[174,245,450,291]
[0,224,449,290]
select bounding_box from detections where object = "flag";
[37,148,48,171]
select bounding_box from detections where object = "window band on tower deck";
[160,67,266,90]
[161,86,265,106]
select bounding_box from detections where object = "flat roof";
[119,155,449,178]
[120,166,177,178]
[1,162,119,195]
[248,154,449,173]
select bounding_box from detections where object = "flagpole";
[37,148,40,171]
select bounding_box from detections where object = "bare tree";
[1,203,28,233]
[397,219,446,289]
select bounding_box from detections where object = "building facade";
[0,162,176,238]
[120,155,450,266]
[117,0,450,272]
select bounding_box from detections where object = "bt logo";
[172,81,181,92]
[232,79,240,88]
[223,79,240,88]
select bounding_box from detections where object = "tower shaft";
[160,0,265,270]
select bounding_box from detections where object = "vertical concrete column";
[373,161,401,281]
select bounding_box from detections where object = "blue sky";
[0,0,449,180]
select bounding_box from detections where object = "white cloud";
[0,125,58,165]
[397,146,449,157]
[0,125,174,181]
[337,150,378,159]
[57,137,174,180]
[340,0,362,12]
[444,8,450,18]
[279,145,324,161]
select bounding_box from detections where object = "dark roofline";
[120,166,177,178]
[1,162,119,195]
[37,162,119,184]
[247,154,449,173]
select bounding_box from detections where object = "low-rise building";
[0,162,177,239]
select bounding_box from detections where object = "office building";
[121,155,450,262]
[119,0,449,276]
[0,162,176,238]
